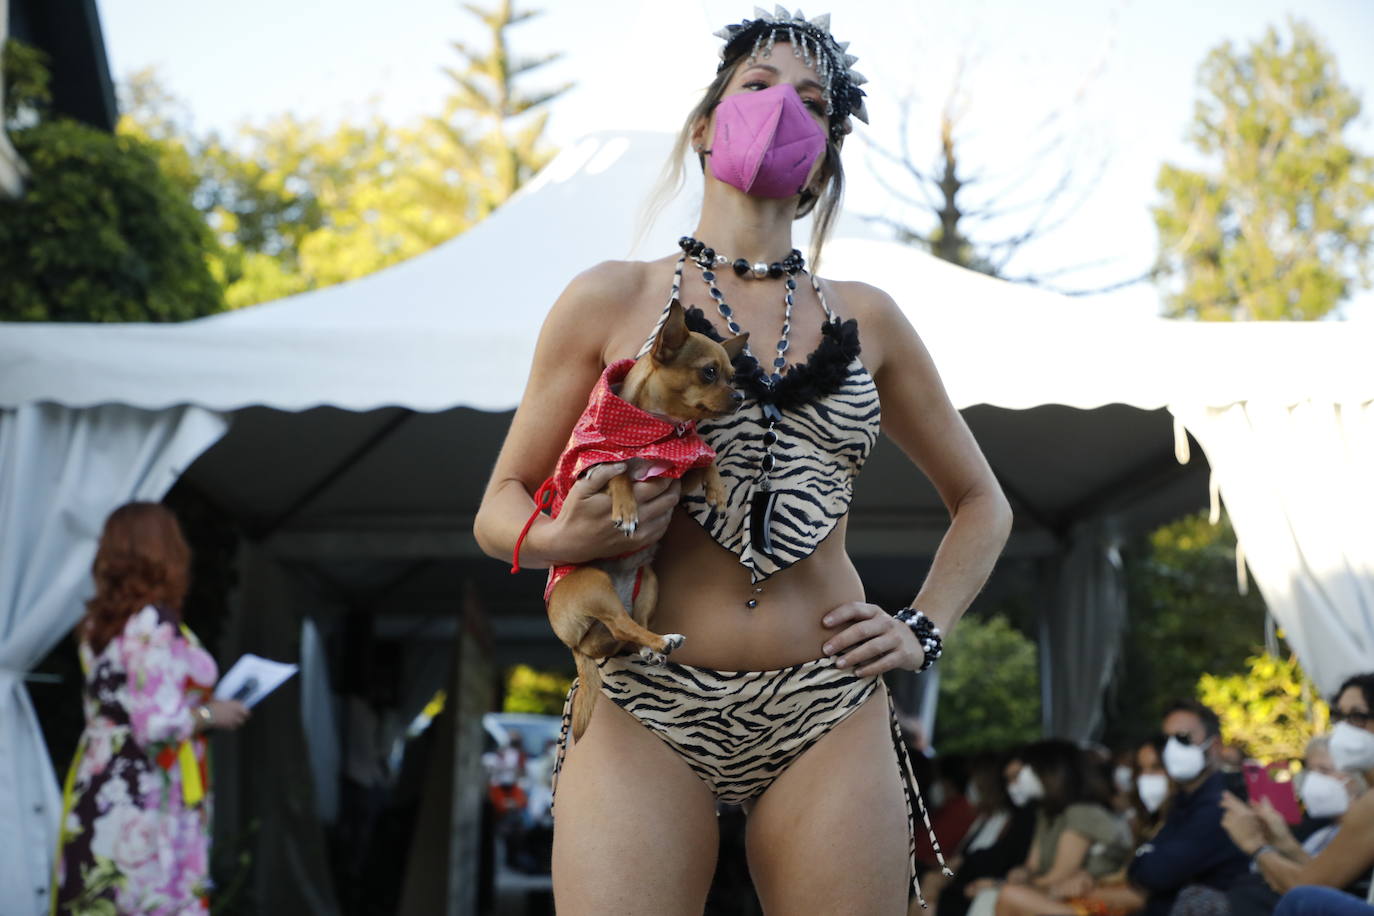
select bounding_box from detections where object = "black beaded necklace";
[678,235,805,280]
[668,244,863,609]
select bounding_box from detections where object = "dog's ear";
[722,332,749,362]
[652,301,690,363]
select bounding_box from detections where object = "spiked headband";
[715,6,868,142]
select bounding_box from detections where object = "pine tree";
[430,0,571,219]
[1152,19,1374,320]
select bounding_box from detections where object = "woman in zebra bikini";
[474,9,1011,914]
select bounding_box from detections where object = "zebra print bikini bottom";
[552,654,951,904]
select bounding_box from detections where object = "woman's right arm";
[1262,790,1374,894]
[473,262,680,568]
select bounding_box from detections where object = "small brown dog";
[546,303,746,738]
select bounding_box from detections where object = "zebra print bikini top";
[636,266,881,583]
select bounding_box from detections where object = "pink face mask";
[708,83,827,199]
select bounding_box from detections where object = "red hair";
[80,502,191,655]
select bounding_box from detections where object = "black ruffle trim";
[681,303,862,410]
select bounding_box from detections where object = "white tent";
[3,130,1372,914]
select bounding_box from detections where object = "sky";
[95,0,1374,320]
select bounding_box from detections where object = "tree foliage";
[1152,19,1374,320]
[503,664,572,715]
[118,0,566,310]
[0,41,223,322]
[432,0,569,219]
[935,614,1041,754]
[120,77,468,308]
[1197,651,1329,763]
[1105,510,1268,744]
[2,36,50,125]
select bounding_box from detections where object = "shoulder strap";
[811,273,837,322]
[636,256,687,358]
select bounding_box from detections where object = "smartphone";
[1243,762,1302,824]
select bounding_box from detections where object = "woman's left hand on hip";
[820,602,925,676]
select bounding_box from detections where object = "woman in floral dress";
[53,503,249,915]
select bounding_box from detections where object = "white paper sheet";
[214,654,298,708]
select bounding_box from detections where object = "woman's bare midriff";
[647,510,866,671]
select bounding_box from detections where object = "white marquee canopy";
[2,131,1371,914]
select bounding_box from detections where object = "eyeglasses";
[1168,731,1208,747]
[1332,710,1372,729]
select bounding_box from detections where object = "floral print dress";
[53,606,218,915]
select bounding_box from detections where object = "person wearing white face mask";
[1127,700,1251,916]
[1132,737,1172,839]
[961,741,1132,916]
[1224,674,1374,915]
[924,754,1039,916]
[981,737,1177,916]
[1221,735,1368,916]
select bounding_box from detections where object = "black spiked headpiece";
[714,6,868,143]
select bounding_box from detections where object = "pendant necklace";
[677,237,801,609]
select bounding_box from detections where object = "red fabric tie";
[510,477,556,574]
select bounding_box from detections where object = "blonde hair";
[637,51,847,270]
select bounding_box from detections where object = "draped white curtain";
[1171,400,1374,697]
[0,403,227,915]
[1041,520,1129,741]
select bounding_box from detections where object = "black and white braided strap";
[892,608,943,674]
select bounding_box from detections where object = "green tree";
[1105,510,1269,744]
[1197,651,1329,762]
[504,664,572,715]
[117,0,568,309]
[935,614,1041,754]
[2,36,50,125]
[0,40,223,322]
[429,0,569,219]
[119,84,460,308]
[1152,19,1374,320]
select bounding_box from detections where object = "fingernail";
[835,657,846,668]
[823,643,834,655]
[822,616,833,625]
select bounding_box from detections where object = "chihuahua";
[546,302,746,739]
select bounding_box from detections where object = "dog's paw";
[705,481,726,508]
[639,646,668,666]
[611,515,639,537]
[662,633,686,653]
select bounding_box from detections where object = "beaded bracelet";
[892,608,943,673]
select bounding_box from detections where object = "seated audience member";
[917,754,977,874]
[963,738,1164,916]
[1110,746,1140,817]
[1223,734,1369,916]
[1223,674,1374,908]
[929,752,1038,916]
[959,741,1132,916]
[1131,735,1172,844]
[1127,700,1251,916]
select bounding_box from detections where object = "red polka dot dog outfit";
[510,358,717,609]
